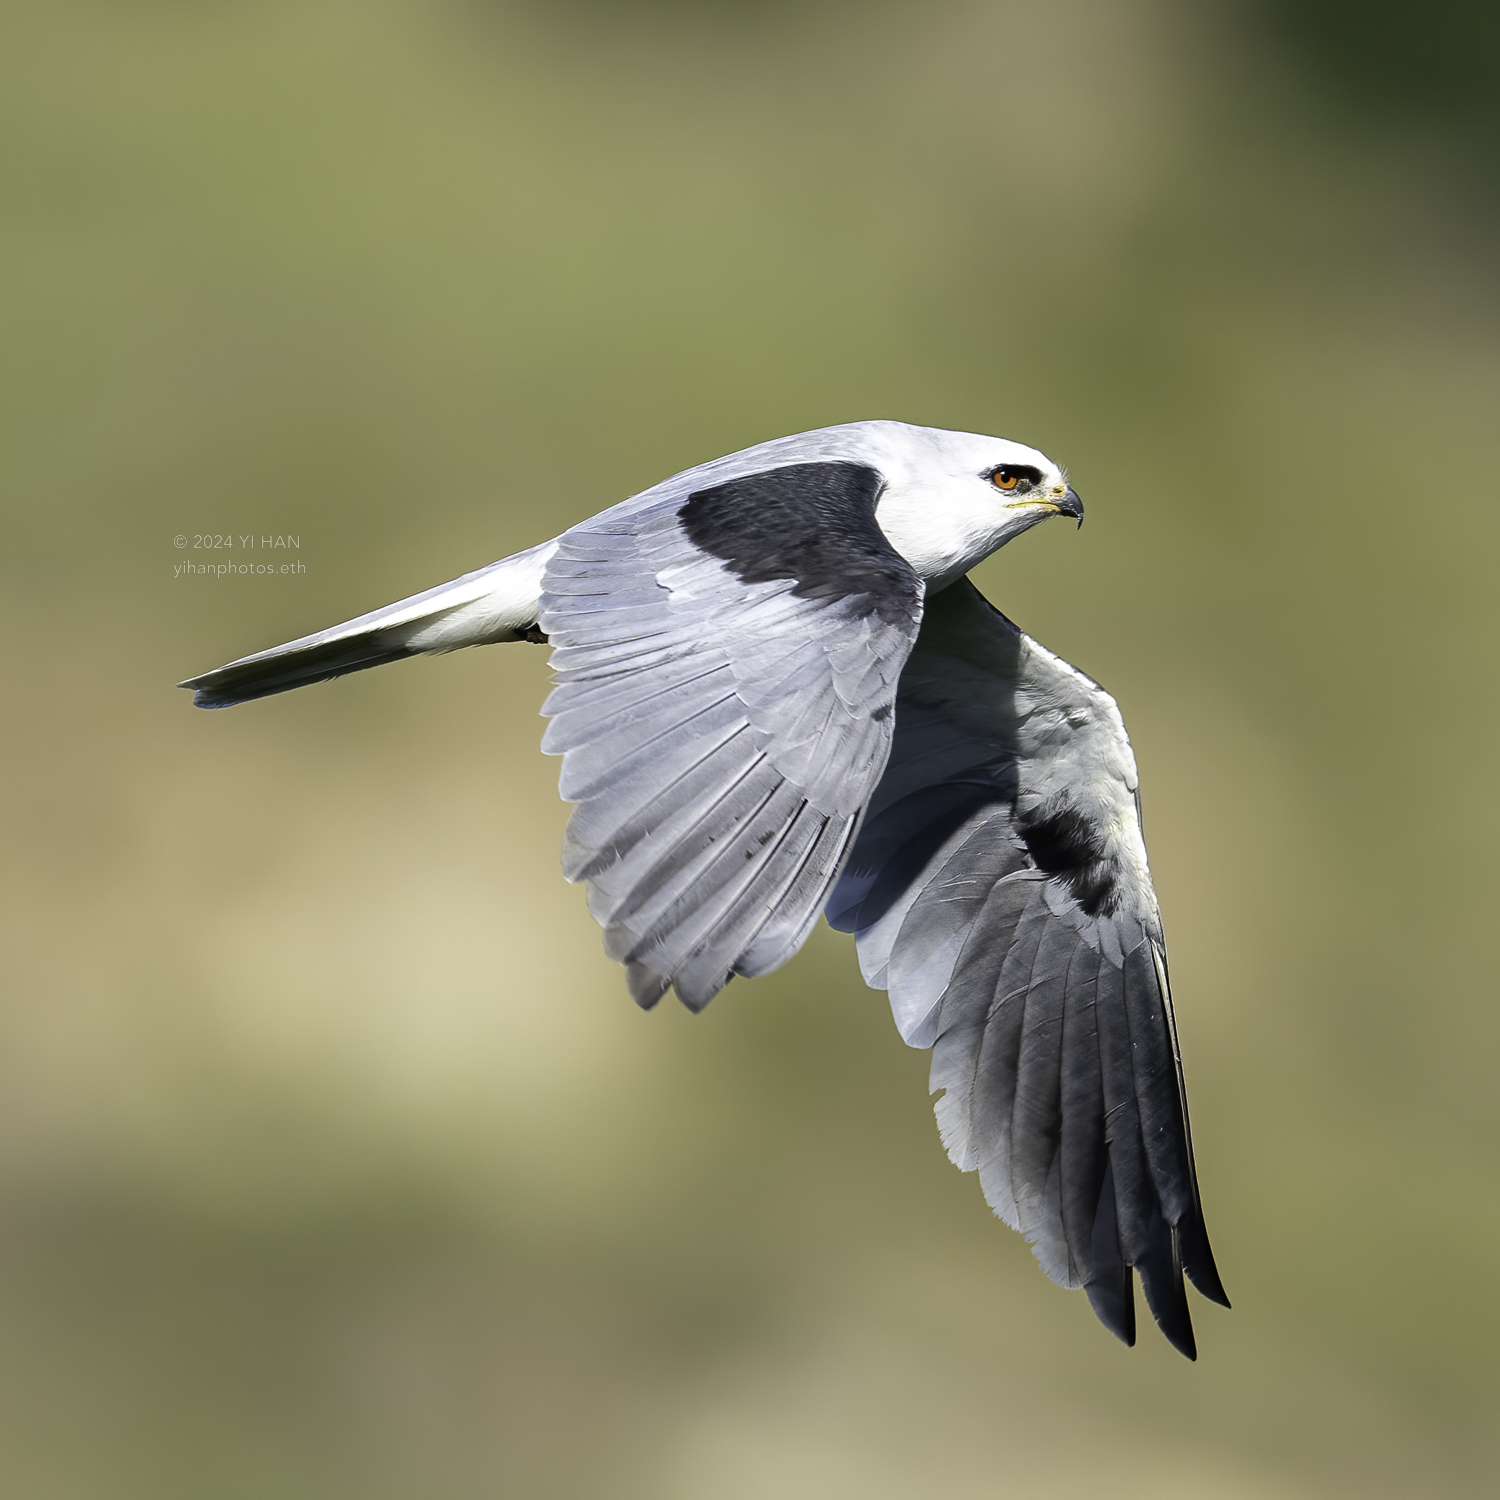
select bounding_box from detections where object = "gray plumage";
[826,578,1226,1355]
[178,420,1227,1356]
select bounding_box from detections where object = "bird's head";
[861,423,1083,588]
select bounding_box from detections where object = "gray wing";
[826,578,1228,1358]
[540,461,923,1013]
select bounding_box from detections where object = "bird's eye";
[988,465,1040,494]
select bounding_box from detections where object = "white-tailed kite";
[181,420,1228,1356]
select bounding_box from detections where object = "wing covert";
[827,578,1227,1357]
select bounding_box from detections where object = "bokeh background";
[3,1,1498,1495]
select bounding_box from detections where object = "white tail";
[180,539,559,708]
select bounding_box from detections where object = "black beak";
[1054,487,1084,526]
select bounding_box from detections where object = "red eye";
[991,469,1021,491]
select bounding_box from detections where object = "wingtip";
[1193,1273,1232,1311]
[1152,1292,1198,1361]
[1179,1216,1232,1309]
[1086,1164,1137,1346]
[624,963,670,1011]
[1085,1266,1137,1348]
[672,969,733,1014]
[1133,1221,1202,1360]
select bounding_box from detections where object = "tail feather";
[185,639,422,709]
[178,539,558,709]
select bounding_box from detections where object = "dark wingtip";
[1167,1324,1198,1362]
[1139,1259,1197,1361]
[1134,1219,1197,1359]
[1178,1215,1231,1308]
[1086,1169,1217,1357]
[1086,1166,1136,1346]
[1158,1309,1198,1361]
[1086,1267,1137,1348]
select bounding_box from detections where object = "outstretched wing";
[540,461,923,1013]
[826,578,1228,1357]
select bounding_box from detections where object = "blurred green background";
[3,1,1498,1495]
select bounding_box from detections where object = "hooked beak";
[1052,487,1084,526]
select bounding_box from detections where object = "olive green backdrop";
[3,2,1497,1495]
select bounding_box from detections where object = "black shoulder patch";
[677,461,920,626]
[1016,797,1120,916]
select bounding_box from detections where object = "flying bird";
[180,420,1228,1356]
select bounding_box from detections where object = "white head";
[853,421,1083,587]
